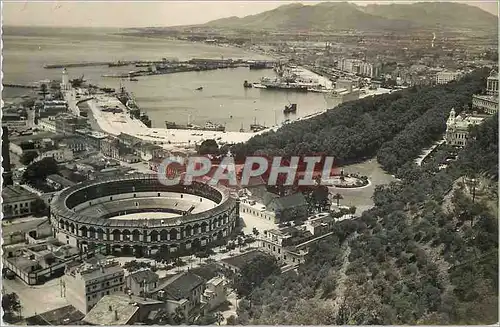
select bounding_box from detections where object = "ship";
[248,61,270,70]
[165,120,225,132]
[109,61,128,67]
[260,64,319,92]
[283,103,297,114]
[250,118,267,132]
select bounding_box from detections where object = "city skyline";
[2,0,499,28]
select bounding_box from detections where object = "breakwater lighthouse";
[61,68,70,90]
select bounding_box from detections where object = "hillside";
[361,2,498,32]
[201,1,497,33]
[235,113,498,325]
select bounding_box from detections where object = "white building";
[445,108,485,147]
[35,148,74,163]
[2,185,40,218]
[38,117,57,133]
[436,71,463,84]
[64,258,125,314]
[472,70,498,115]
[201,276,228,311]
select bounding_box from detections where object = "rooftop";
[83,295,140,325]
[25,305,84,325]
[2,185,39,204]
[219,250,267,270]
[151,271,205,301]
[47,174,76,188]
[128,269,159,284]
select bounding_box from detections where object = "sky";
[2,0,499,28]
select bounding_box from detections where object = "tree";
[215,311,225,325]
[173,306,186,324]
[22,157,59,183]
[2,293,21,322]
[20,151,39,166]
[40,83,48,97]
[32,198,48,217]
[226,315,238,325]
[198,139,220,155]
[234,254,280,297]
[331,193,344,207]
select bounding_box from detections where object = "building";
[472,70,498,115]
[25,305,85,325]
[486,70,499,96]
[239,191,308,223]
[2,185,40,218]
[2,126,13,186]
[46,174,76,191]
[125,269,160,296]
[445,108,486,147]
[35,148,74,163]
[150,271,206,319]
[55,113,88,135]
[218,250,268,274]
[82,294,164,325]
[50,175,239,256]
[64,258,125,314]
[75,129,108,151]
[201,276,228,311]
[38,117,58,133]
[436,70,463,84]
[259,213,336,267]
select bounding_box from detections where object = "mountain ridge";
[200,1,497,33]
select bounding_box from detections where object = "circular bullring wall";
[50,174,239,257]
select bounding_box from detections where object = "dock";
[44,58,277,70]
[4,83,38,89]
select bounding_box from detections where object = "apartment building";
[64,258,125,314]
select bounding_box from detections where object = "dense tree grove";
[236,112,498,324]
[231,69,489,169]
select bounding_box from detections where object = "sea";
[2,26,330,132]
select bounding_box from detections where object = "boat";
[195,87,203,91]
[109,61,128,67]
[249,61,270,70]
[252,83,267,89]
[283,103,297,114]
[165,120,225,132]
[129,78,139,82]
[250,118,267,132]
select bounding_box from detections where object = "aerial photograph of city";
[0,0,498,325]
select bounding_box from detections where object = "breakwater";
[4,83,38,89]
[44,58,277,70]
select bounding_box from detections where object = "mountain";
[201,2,497,33]
[361,2,498,32]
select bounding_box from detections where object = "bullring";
[50,174,239,257]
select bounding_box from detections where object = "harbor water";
[3,27,331,132]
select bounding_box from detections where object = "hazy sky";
[2,1,498,28]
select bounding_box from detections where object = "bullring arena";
[50,174,239,257]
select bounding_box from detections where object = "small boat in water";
[283,103,297,114]
[196,87,203,91]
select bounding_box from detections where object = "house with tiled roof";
[149,271,206,319]
[125,269,160,297]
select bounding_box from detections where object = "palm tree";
[331,193,344,207]
[215,312,225,325]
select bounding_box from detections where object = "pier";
[44,58,277,70]
[4,83,38,89]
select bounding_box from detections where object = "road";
[2,276,68,318]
